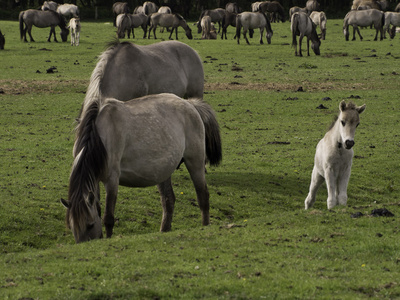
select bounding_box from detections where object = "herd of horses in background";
[0,0,398,54]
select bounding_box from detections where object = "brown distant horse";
[112,2,130,26]
[258,1,286,22]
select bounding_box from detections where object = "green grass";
[1,19,400,298]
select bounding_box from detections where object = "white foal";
[68,17,80,46]
[305,101,366,210]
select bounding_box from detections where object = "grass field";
[0,17,400,299]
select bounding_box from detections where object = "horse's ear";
[357,104,366,114]
[339,100,347,112]
[61,198,70,209]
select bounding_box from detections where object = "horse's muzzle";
[345,140,355,149]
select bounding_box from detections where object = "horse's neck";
[326,119,342,148]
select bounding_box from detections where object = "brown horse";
[112,2,130,26]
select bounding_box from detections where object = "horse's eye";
[87,223,95,230]
[341,121,345,126]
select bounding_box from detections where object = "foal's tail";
[188,99,222,166]
[19,11,25,40]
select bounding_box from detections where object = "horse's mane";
[68,101,107,239]
[175,13,184,20]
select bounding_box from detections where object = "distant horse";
[396,3,400,12]
[305,101,366,210]
[57,4,79,19]
[384,11,400,38]
[62,92,222,243]
[310,11,327,40]
[41,0,58,11]
[133,6,144,14]
[236,11,273,44]
[221,11,237,39]
[251,1,262,12]
[129,13,148,38]
[113,2,130,26]
[306,0,321,14]
[226,2,240,14]
[116,13,131,39]
[258,1,286,22]
[143,1,158,15]
[157,6,172,33]
[291,12,321,56]
[201,15,217,39]
[19,9,69,42]
[343,9,384,41]
[68,17,80,46]
[289,6,307,20]
[77,41,204,116]
[148,13,192,40]
[0,30,4,50]
[351,0,387,10]
[197,8,225,33]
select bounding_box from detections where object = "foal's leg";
[338,165,352,206]
[157,177,176,232]
[325,167,339,209]
[305,167,324,209]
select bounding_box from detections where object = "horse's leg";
[337,165,351,206]
[305,167,324,209]
[298,34,304,57]
[157,177,176,232]
[186,164,210,226]
[259,28,264,44]
[244,29,250,44]
[306,36,310,56]
[325,167,339,209]
[27,25,34,42]
[103,175,119,238]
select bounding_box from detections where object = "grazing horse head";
[338,100,366,149]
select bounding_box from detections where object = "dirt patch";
[0,79,87,95]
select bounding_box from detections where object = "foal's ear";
[61,198,70,209]
[357,104,366,114]
[339,100,347,112]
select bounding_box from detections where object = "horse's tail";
[19,11,25,40]
[291,13,298,47]
[68,100,107,239]
[236,14,242,40]
[188,99,222,167]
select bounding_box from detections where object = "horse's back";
[97,94,204,187]
[99,41,203,100]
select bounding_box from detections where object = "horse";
[351,0,387,10]
[62,93,222,243]
[77,40,204,117]
[0,30,5,50]
[306,0,321,14]
[129,13,148,39]
[396,3,400,12]
[200,15,217,39]
[116,13,131,39]
[112,2,130,27]
[291,12,321,56]
[384,11,400,39]
[226,2,240,14]
[157,6,172,33]
[251,2,262,12]
[343,9,384,41]
[310,11,327,40]
[143,1,158,15]
[41,0,58,11]
[133,6,144,14]
[68,17,80,46]
[221,11,237,39]
[19,9,69,42]
[289,6,307,20]
[305,101,366,210]
[258,1,286,23]
[236,11,273,45]
[148,13,192,40]
[57,4,79,19]
[197,8,225,34]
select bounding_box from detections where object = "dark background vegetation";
[1,0,397,20]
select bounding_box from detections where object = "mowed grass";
[0,18,400,299]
